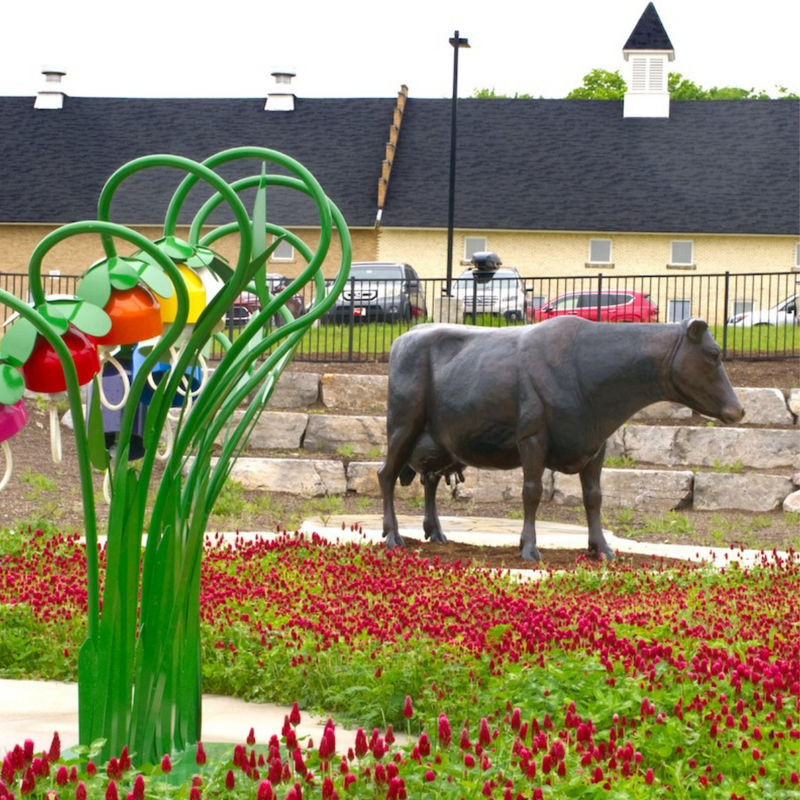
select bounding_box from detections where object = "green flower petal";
[77,267,113,307]
[0,317,39,366]
[0,363,25,405]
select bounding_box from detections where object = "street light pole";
[446,30,469,295]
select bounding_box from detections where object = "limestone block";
[346,461,423,499]
[605,430,626,460]
[694,472,795,512]
[454,468,555,505]
[304,415,386,454]
[432,297,465,324]
[226,457,346,495]
[789,389,800,418]
[622,426,679,466]
[259,371,320,409]
[783,489,800,513]
[321,374,388,414]
[631,402,693,422]
[793,471,800,487]
[225,410,307,450]
[732,388,794,426]
[674,427,799,470]
[625,426,800,470]
[552,468,693,511]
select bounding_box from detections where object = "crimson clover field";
[1,527,798,798]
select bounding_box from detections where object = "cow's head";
[669,319,745,424]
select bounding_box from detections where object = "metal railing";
[2,269,797,362]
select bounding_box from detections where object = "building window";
[667,299,692,322]
[463,237,487,264]
[271,238,294,262]
[669,241,694,268]
[795,242,800,268]
[732,299,755,317]
[588,239,612,265]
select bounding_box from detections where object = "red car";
[533,289,659,323]
[227,274,305,327]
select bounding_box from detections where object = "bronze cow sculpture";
[378,317,744,561]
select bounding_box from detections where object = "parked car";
[533,289,659,323]
[325,262,427,323]
[727,294,798,327]
[452,267,528,322]
[226,274,305,327]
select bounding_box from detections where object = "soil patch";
[397,536,691,571]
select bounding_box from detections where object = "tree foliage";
[565,69,627,100]
[471,87,536,99]
[474,70,798,100]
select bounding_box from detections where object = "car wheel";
[504,310,523,323]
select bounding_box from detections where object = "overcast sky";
[2,0,797,100]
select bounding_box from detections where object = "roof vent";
[34,66,67,110]
[265,70,296,111]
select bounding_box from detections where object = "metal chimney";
[34,66,67,109]
[265,70,296,111]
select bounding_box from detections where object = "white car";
[452,267,528,322]
[728,294,798,327]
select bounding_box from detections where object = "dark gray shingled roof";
[623,2,674,52]
[383,98,799,235]
[0,96,395,227]
[0,94,797,236]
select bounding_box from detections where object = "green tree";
[565,69,626,99]
[472,87,536,99]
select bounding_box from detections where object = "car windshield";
[349,266,403,280]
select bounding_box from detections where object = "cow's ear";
[685,318,709,343]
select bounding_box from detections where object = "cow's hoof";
[588,543,614,562]
[520,543,541,562]
[385,533,405,550]
[425,529,448,544]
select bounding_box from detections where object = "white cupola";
[623,3,675,118]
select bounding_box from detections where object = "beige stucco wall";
[0,224,377,280]
[376,229,800,279]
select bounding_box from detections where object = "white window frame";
[270,237,294,262]
[463,236,487,264]
[667,298,692,322]
[732,299,755,317]
[588,239,612,265]
[795,242,800,268]
[669,240,694,268]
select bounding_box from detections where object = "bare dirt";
[1,358,797,571]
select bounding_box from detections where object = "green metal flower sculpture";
[0,146,351,761]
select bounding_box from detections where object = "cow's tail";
[399,465,417,486]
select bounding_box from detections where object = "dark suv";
[326,262,427,323]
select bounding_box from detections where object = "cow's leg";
[580,444,614,562]
[378,420,426,550]
[518,436,547,561]
[422,473,447,543]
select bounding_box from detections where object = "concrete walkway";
[2,515,787,758]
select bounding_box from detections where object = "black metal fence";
[2,269,797,362]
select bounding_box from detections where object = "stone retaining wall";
[71,371,800,512]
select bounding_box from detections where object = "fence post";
[347,276,356,362]
[721,271,730,361]
[596,273,603,321]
